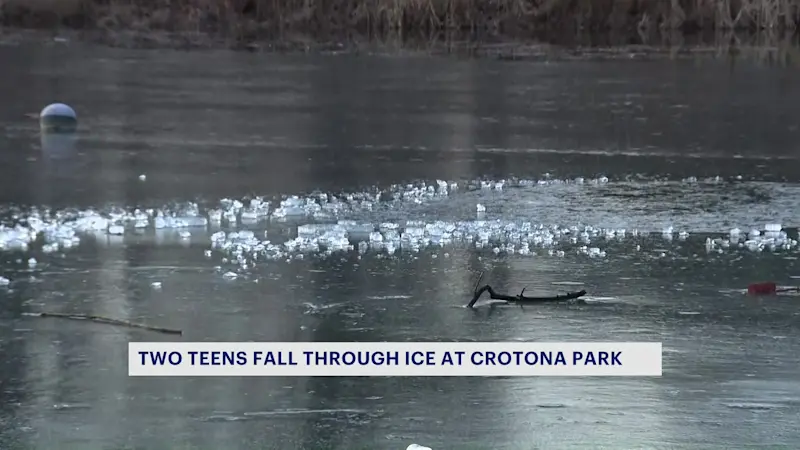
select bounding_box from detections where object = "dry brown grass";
[2,0,799,42]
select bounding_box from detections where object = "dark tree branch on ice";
[23,311,183,335]
[466,271,587,308]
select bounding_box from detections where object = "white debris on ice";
[705,223,795,253]
[0,176,797,282]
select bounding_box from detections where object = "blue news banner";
[128,342,663,377]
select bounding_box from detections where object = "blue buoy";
[40,103,77,132]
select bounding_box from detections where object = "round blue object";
[40,103,78,132]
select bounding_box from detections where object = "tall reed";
[2,0,799,38]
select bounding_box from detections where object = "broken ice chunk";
[154,216,208,229]
[108,225,124,235]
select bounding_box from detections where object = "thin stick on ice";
[22,312,182,335]
[466,271,587,308]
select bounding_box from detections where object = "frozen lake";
[0,41,799,449]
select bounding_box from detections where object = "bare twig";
[472,271,485,295]
[466,272,587,308]
[776,287,800,293]
[23,312,183,335]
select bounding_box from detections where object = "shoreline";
[2,26,798,65]
[1,0,800,59]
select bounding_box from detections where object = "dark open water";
[0,40,799,449]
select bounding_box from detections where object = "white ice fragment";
[337,220,374,234]
[222,271,238,280]
[241,198,271,221]
[157,216,208,228]
[0,276,9,286]
[273,196,307,217]
[138,174,146,181]
[204,250,212,258]
[108,225,125,235]
[378,222,399,232]
[151,282,162,289]
[208,209,223,222]
[74,214,110,231]
[476,204,486,212]
[407,446,432,450]
[179,231,191,239]
[765,223,782,232]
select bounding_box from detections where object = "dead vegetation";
[1,0,799,43]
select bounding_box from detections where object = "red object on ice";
[747,282,778,295]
